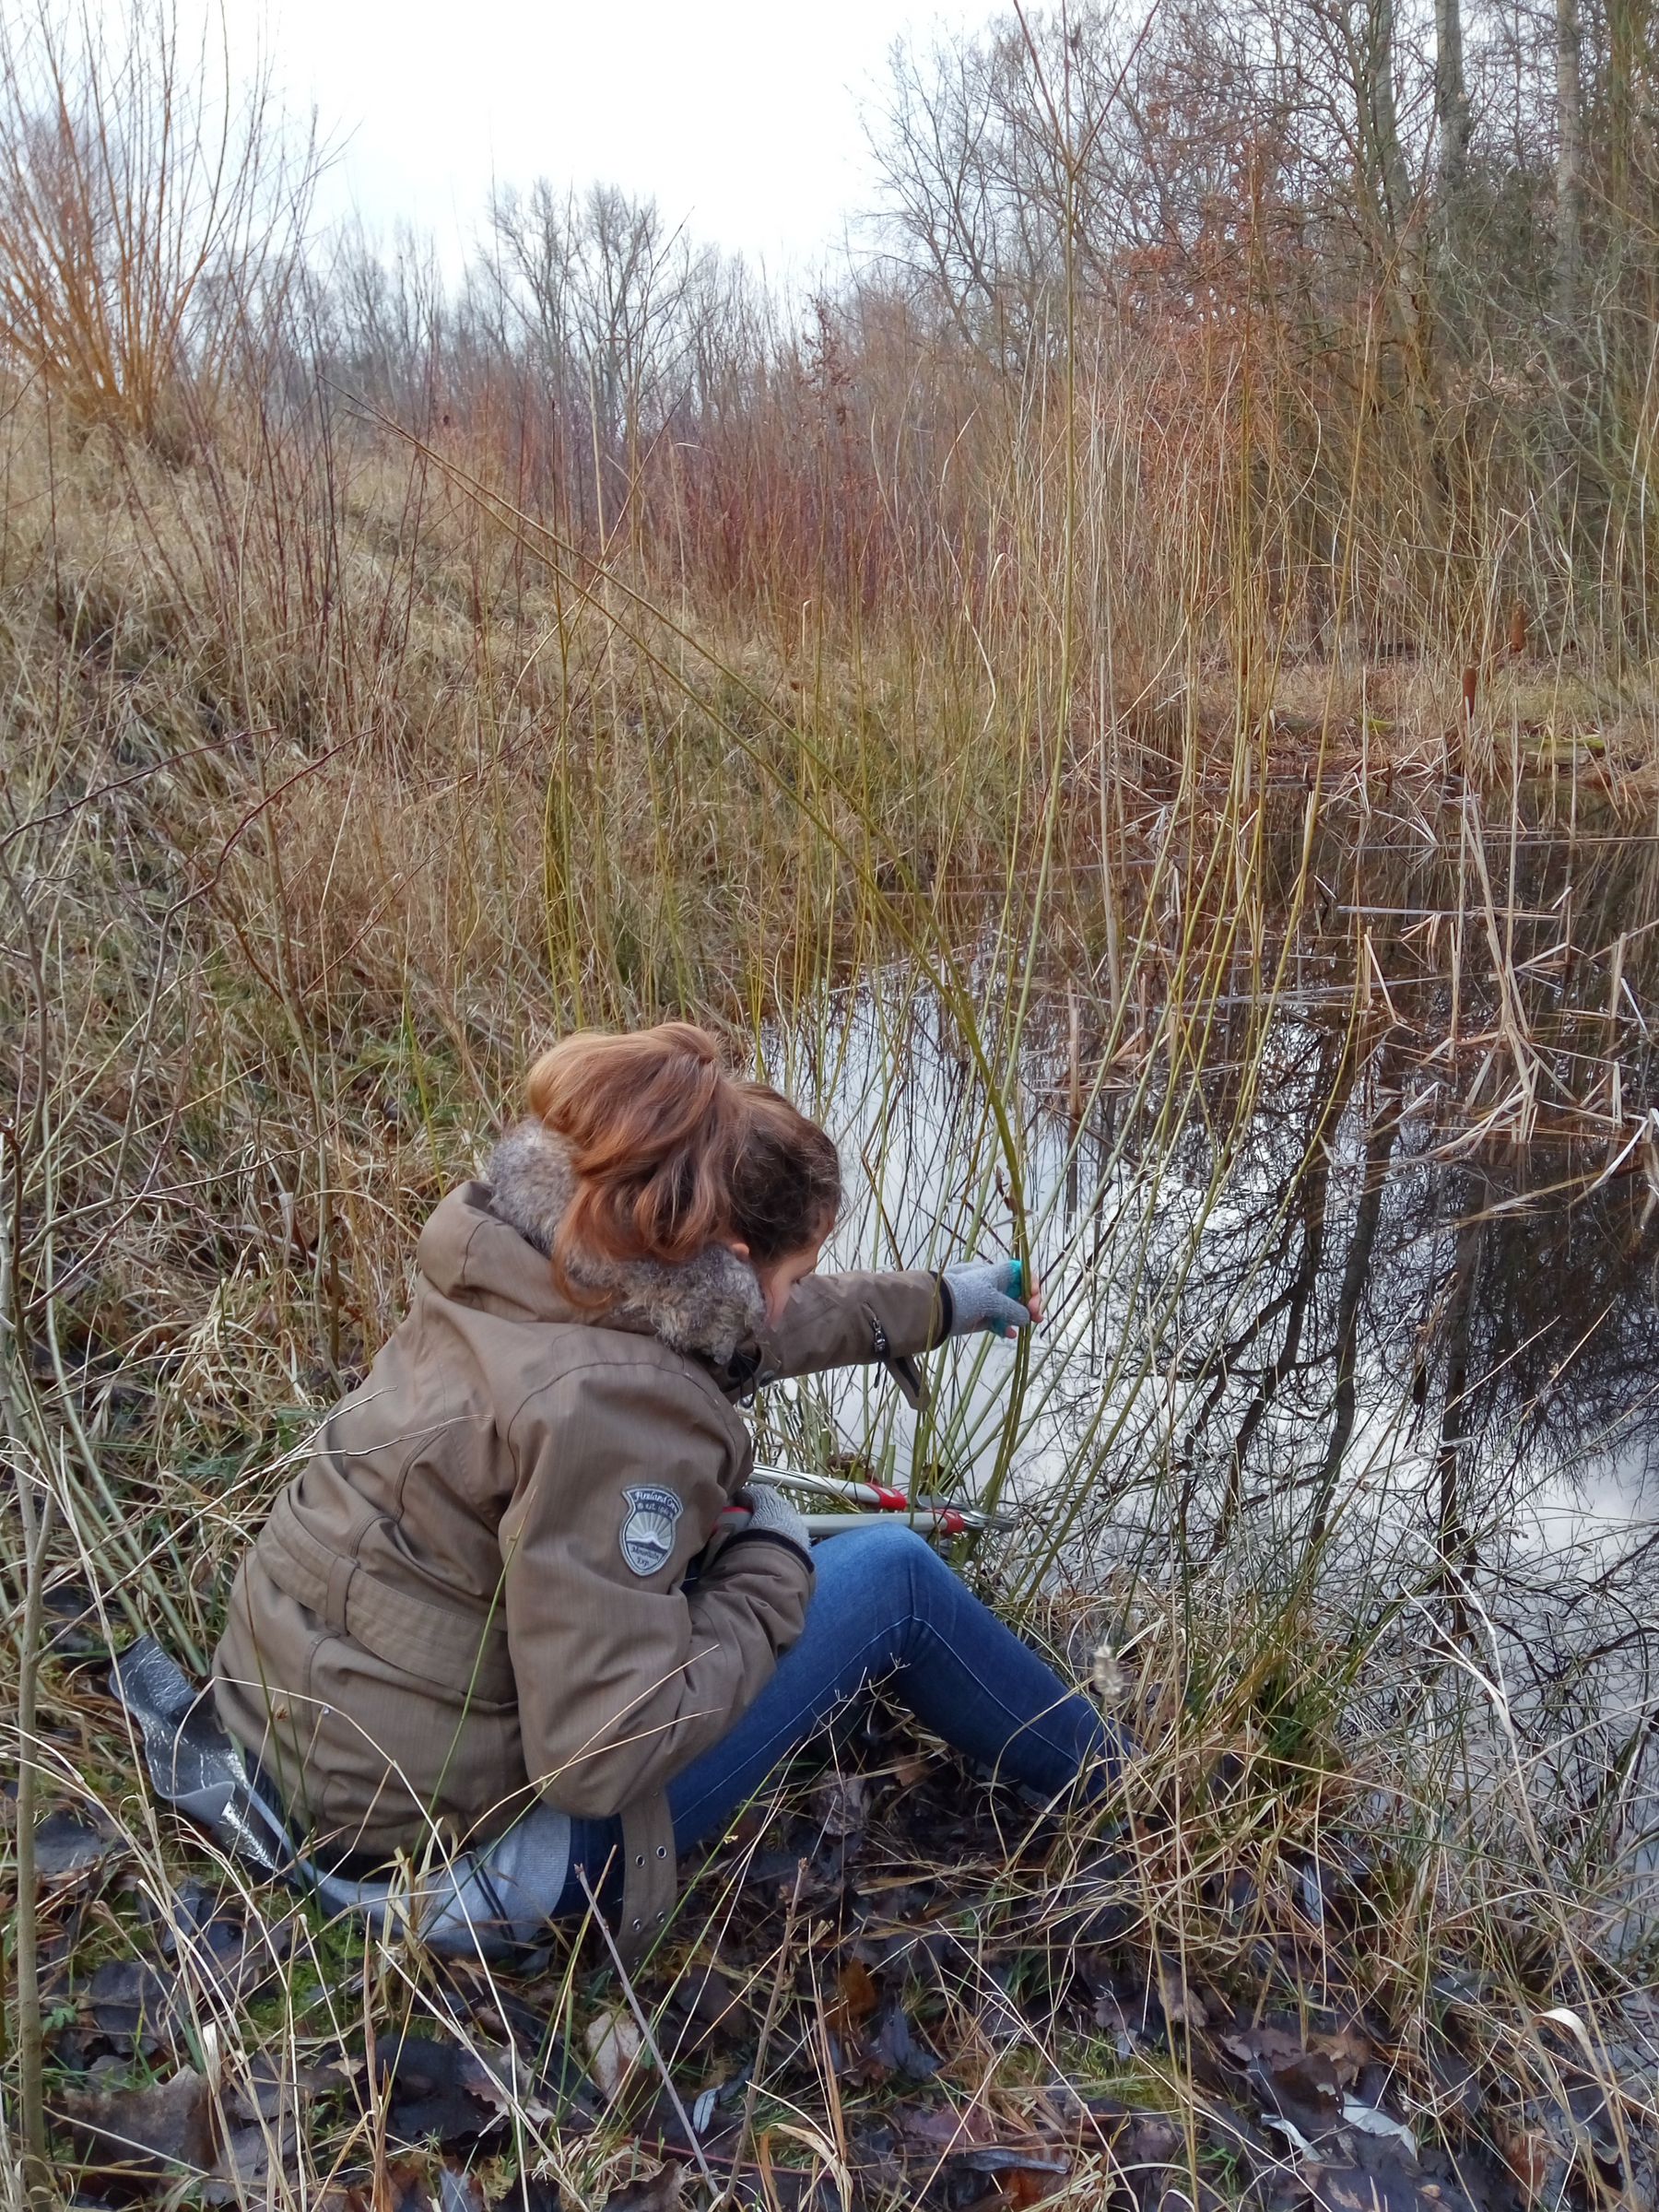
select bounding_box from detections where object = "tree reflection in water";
[768,800,1659,1947]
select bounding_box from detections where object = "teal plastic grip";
[994,1255,1026,1336]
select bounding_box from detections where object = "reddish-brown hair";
[525,1021,841,1298]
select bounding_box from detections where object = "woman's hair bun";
[524,1022,841,1298]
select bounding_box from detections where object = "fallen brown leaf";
[1221,2023,1309,2072]
[836,1958,880,2026]
[675,1961,747,2033]
[1118,2113,1182,2166]
[317,2158,450,2212]
[584,2006,644,2103]
[898,2101,996,2150]
[82,1958,177,2052]
[1311,2024,1372,2084]
[35,1806,124,1879]
[1310,2161,1437,2212]
[373,2031,548,2144]
[811,1772,872,1839]
[1157,1959,1208,2030]
[53,2068,215,2196]
[997,2168,1054,2207]
[602,2161,685,2212]
[1267,2049,1342,2113]
[1497,2120,1562,2206]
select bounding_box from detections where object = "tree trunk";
[1364,0,1412,245]
[1352,0,1447,610]
[1426,0,1474,622]
[1555,0,1584,335]
[1433,0,1471,217]
[1605,0,1639,275]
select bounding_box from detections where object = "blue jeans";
[560,1521,1112,1910]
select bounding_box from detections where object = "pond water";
[760,794,1659,1947]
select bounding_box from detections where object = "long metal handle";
[753,1463,904,1508]
[754,1464,1016,1534]
[803,1508,971,1538]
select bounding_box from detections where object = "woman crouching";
[213,1022,1111,1961]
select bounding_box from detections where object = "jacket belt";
[616,1794,677,1966]
[260,1488,516,1705]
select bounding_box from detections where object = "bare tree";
[1435,0,1473,204]
[1432,0,1473,300]
[323,221,447,415]
[1553,0,1583,330]
[482,180,726,530]
[871,8,1160,364]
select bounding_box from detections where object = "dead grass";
[8,1562,1656,2211]
[2,198,1659,2212]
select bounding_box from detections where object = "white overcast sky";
[224,0,991,282]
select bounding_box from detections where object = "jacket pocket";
[260,1488,515,1703]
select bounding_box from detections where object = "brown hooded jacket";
[212,1123,947,1953]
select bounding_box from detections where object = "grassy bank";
[4,0,1659,2184]
[1,382,1656,2208]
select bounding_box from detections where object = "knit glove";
[942,1255,1031,1338]
[727,1482,813,1563]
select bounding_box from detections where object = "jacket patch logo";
[618,1486,683,1578]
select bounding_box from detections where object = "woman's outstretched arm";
[757,1259,1040,1398]
[757,1268,947,1389]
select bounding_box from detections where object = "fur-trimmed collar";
[484,1122,768,1367]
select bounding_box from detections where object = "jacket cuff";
[719,1527,816,1576]
[932,1273,955,1345]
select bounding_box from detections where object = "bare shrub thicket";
[869,0,1659,655]
[0,0,316,446]
[0,0,1651,664]
[240,0,1652,689]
